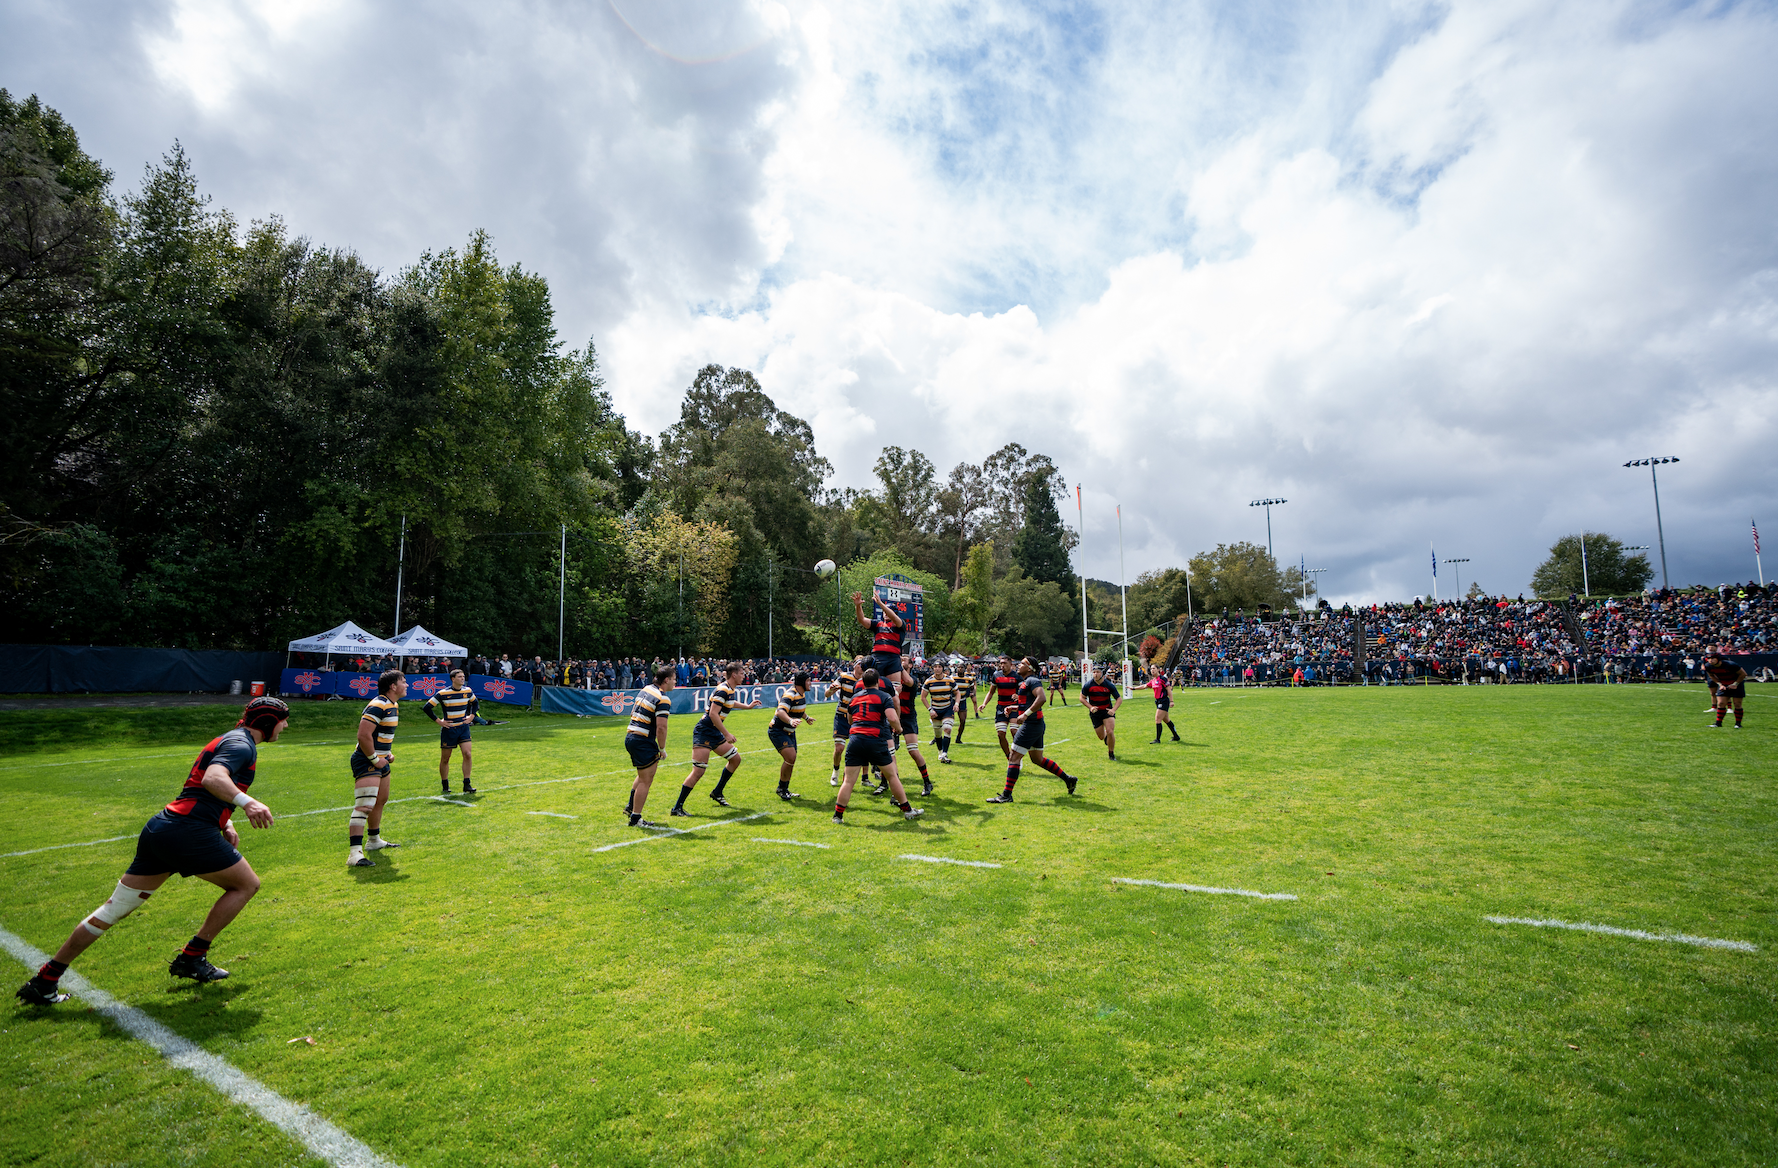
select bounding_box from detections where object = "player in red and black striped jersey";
[16,698,288,1005]
[977,656,1022,759]
[832,670,924,823]
[854,590,913,695]
[829,656,866,786]
[892,675,935,797]
[1704,650,1748,728]
[987,658,1077,803]
[1080,665,1122,760]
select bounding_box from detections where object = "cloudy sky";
[6,0,1775,599]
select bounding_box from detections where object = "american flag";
[1756,520,1762,556]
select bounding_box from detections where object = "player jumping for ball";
[833,669,924,823]
[1704,649,1748,729]
[855,590,913,696]
[987,657,1078,803]
[16,698,287,1004]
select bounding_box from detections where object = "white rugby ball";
[813,559,837,578]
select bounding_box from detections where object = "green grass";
[1,685,1774,1166]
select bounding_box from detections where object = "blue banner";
[277,669,531,706]
[542,682,833,718]
[468,673,533,707]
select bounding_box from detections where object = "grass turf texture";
[1,686,1773,1166]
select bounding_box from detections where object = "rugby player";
[624,665,676,828]
[1081,664,1122,760]
[854,590,913,694]
[1149,667,1180,743]
[768,672,816,800]
[987,657,1078,803]
[833,669,924,823]
[1704,649,1748,728]
[923,661,957,765]
[979,655,1021,759]
[829,655,863,786]
[671,662,760,815]
[892,675,936,797]
[424,668,479,795]
[1048,659,1070,704]
[16,697,287,1003]
[952,664,976,744]
[348,671,405,867]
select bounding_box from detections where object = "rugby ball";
[813,559,837,579]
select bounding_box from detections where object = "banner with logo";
[542,681,834,718]
[278,669,522,704]
[468,673,533,707]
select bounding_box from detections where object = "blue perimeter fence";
[3,645,286,695]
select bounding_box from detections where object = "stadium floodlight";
[1250,498,1287,563]
[1442,558,1469,599]
[1301,567,1328,606]
[1623,457,1678,589]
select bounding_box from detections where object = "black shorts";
[1011,718,1046,752]
[871,652,903,680]
[768,725,797,752]
[832,711,851,741]
[625,734,662,769]
[126,810,242,878]
[993,706,1016,731]
[350,750,390,781]
[440,724,471,748]
[691,720,727,750]
[1718,684,1747,700]
[1155,693,1172,711]
[930,705,954,723]
[844,735,893,769]
[1089,708,1112,728]
[900,707,921,737]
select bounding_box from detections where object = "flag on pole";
[1755,520,1762,556]
[1431,547,1437,577]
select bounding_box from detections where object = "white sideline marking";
[1485,915,1757,952]
[591,811,773,852]
[3,834,135,859]
[432,797,475,808]
[752,837,829,848]
[0,924,400,1168]
[525,811,578,819]
[900,854,1001,869]
[1112,877,1297,901]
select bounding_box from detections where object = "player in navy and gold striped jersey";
[423,669,479,795]
[347,671,406,867]
[768,672,816,801]
[952,667,976,744]
[624,664,677,828]
[922,663,958,766]
[829,656,865,786]
[1047,660,1070,704]
[671,662,761,816]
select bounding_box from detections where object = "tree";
[995,567,1074,658]
[1186,542,1294,616]
[1126,568,1193,633]
[934,461,990,588]
[1530,534,1652,597]
[954,541,995,652]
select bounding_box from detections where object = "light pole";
[1250,498,1287,564]
[1303,567,1327,607]
[1621,546,1650,596]
[1623,457,1678,589]
[1443,558,1469,600]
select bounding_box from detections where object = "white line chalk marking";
[752,837,830,848]
[1485,915,1756,952]
[900,854,1002,869]
[3,835,135,859]
[1113,877,1297,901]
[525,811,578,819]
[592,811,773,852]
[0,924,400,1168]
[432,797,475,808]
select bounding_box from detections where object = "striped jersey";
[847,687,893,738]
[1016,675,1045,721]
[832,670,856,720]
[955,676,976,704]
[360,696,399,752]
[166,728,257,827]
[897,681,918,721]
[1049,664,1068,685]
[774,687,808,727]
[872,610,904,655]
[626,685,671,738]
[425,685,476,724]
[1081,679,1120,710]
[923,676,955,712]
[992,671,1020,709]
[698,683,739,732]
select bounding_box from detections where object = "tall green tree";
[1530,534,1651,597]
[1186,542,1295,616]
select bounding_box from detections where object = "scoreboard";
[873,574,925,660]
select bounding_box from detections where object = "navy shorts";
[832,711,851,741]
[900,707,921,738]
[844,735,893,769]
[1011,718,1046,752]
[929,705,954,724]
[1089,708,1112,728]
[126,810,242,878]
[871,652,903,680]
[350,750,390,781]
[691,721,728,750]
[440,724,471,748]
[768,725,797,752]
[993,707,1016,731]
[625,734,662,769]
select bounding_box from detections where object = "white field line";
[525,811,578,819]
[1112,877,1298,901]
[1,750,784,860]
[752,837,829,848]
[900,854,1002,869]
[0,924,400,1168]
[0,739,360,772]
[433,797,475,808]
[591,811,773,853]
[1484,915,1757,952]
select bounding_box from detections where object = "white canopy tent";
[285,621,404,669]
[390,625,468,658]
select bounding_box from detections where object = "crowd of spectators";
[463,654,846,690]
[1157,582,1776,686]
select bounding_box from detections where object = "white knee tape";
[86,880,152,933]
[354,787,379,809]
[1009,742,1030,757]
[721,746,740,760]
[689,760,708,772]
[942,718,955,733]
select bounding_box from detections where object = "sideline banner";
[278,670,530,705]
[542,681,833,718]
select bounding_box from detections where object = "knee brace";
[720,745,741,761]
[1009,741,1030,757]
[83,880,152,936]
[688,760,709,774]
[350,785,378,828]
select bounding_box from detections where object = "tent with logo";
[285,621,404,669]
[389,625,468,659]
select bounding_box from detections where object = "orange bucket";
[249,681,266,697]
